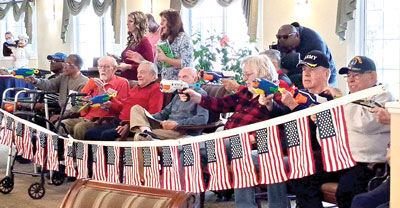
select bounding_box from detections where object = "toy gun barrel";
[198,69,236,82]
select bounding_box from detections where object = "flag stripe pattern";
[106,146,120,183]
[22,126,34,160]
[1,115,14,147]
[256,127,288,184]
[284,117,315,179]
[317,106,356,172]
[34,131,47,167]
[206,138,231,191]
[162,146,182,191]
[143,146,160,188]
[64,141,76,177]
[14,122,25,155]
[183,143,205,193]
[123,147,141,185]
[92,145,107,181]
[230,133,258,188]
[47,135,59,171]
[76,142,88,179]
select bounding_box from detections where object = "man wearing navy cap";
[47,52,67,79]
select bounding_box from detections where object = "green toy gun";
[157,41,174,67]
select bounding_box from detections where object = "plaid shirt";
[200,86,272,130]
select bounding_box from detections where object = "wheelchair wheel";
[0,176,14,194]
[28,183,45,199]
[51,172,65,186]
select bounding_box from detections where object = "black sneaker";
[143,130,160,140]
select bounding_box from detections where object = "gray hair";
[261,49,281,68]
[242,55,279,83]
[140,60,158,79]
[99,56,117,67]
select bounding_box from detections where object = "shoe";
[143,130,159,140]
[133,131,159,141]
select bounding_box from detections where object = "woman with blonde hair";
[117,11,154,80]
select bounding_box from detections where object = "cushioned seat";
[321,182,338,204]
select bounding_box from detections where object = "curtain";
[61,0,121,44]
[24,2,33,44]
[92,0,112,17]
[12,0,28,21]
[336,0,357,41]
[216,0,235,7]
[180,0,202,8]
[0,2,12,20]
[170,0,182,11]
[242,0,258,40]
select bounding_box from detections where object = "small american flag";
[316,106,356,172]
[206,138,231,191]
[14,122,25,155]
[0,116,14,147]
[22,127,35,160]
[256,127,288,184]
[106,146,120,183]
[123,147,141,185]
[161,146,181,191]
[46,135,59,171]
[76,142,88,179]
[284,117,315,179]
[92,145,106,181]
[64,141,76,177]
[230,133,258,188]
[143,146,160,188]
[34,131,47,167]
[183,143,205,193]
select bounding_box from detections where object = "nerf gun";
[12,68,39,79]
[157,41,174,67]
[160,80,201,93]
[198,69,237,82]
[252,78,316,105]
[77,93,117,112]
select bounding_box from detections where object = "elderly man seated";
[84,60,163,141]
[129,67,209,141]
[24,54,89,121]
[61,56,130,140]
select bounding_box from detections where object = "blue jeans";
[351,178,390,208]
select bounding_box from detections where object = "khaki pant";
[61,117,97,140]
[129,105,185,181]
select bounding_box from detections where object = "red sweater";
[120,37,154,80]
[80,76,130,120]
[111,82,163,121]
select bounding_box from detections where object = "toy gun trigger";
[110,93,117,98]
[33,69,39,74]
[278,88,285,94]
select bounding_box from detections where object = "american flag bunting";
[284,117,315,179]
[106,146,120,183]
[161,146,181,191]
[316,106,356,172]
[64,141,76,177]
[22,127,35,160]
[206,138,231,191]
[47,135,59,171]
[92,145,107,181]
[34,131,47,167]
[256,127,288,184]
[183,143,205,193]
[76,142,88,179]
[143,146,160,188]
[123,147,141,185]
[230,133,258,188]
[1,115,14,147]
[14,122,25,155]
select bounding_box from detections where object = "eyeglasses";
[346,72,371,80]
[243,73,254,78]
[98,65,113,70]
[276,32,296,40]
[62,62,75,67]
[49,60,63,63]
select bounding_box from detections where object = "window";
[73,3,123,69]
[361,0,400,99]
[181,0,251,50]
[0,2,37,58]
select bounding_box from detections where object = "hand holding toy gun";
[160,80,201,93]
[77,93,117,112]
[12,68,40,79]
[252,78,317,105]
[198,69,237,82]
[157,41,174,67]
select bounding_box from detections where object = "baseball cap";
[339,56,376,74]
[296,50,330,69]
[47,52,67,62]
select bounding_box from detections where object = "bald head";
[277,24,300,52]
[98,56,117,82]
[178,67,198,84]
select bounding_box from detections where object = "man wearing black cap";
[47,52,67,79]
